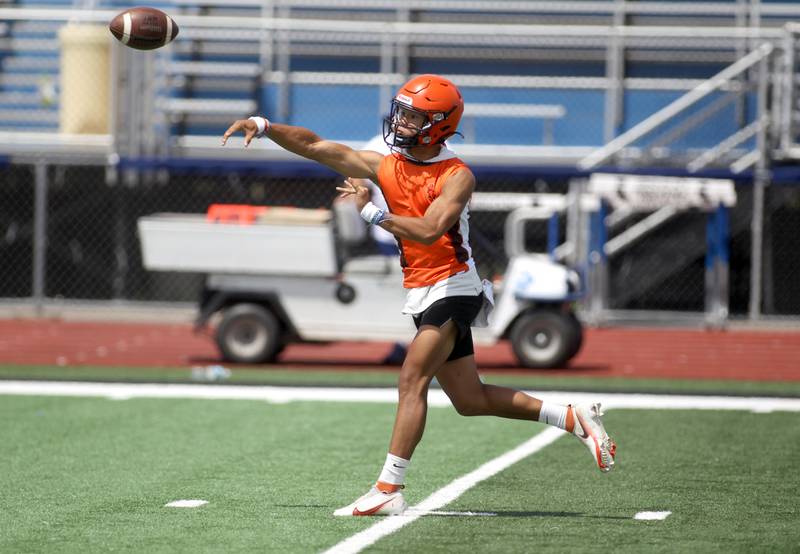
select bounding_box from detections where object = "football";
[109,7,179,51]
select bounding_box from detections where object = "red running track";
[0,319,798,381]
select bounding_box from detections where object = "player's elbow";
[414,218,450,245]
[418,228,444,245]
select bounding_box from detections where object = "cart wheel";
[335,282,356,304]
[565,311,584,360]
[216,303,281,364]
[509,310,578,369]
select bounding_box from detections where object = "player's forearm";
[379,216,442,245]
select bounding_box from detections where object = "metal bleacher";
[1,0,800,167]
[0,17,60,131]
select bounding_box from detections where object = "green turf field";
[1,387,799,553]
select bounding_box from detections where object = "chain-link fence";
[2,161,799,319]
[580,179,800,318]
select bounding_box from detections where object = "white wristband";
[248,116,270,137]
[360,202,387,225]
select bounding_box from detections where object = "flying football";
[109,6,179,51]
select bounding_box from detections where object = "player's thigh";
[402,321,459,381]
[436,355,485,405]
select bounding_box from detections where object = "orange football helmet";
[383,74,464,148]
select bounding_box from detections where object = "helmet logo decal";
[396,94,413,106]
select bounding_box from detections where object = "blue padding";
[289,84,382,140]
[253,84,607,146]
[259,83,280,118]
[461,88,605,146]
[414,59,605,78]
[623,90,742,148]
[171,54,259,64]
[626,61,726,79]
[118,157,340,178]
[290,56,381,73]
[547,213,559,260]
[588,201,607,264]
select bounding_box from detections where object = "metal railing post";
[276,3,290,121]
[32,162,48,314]
[748,52,771,320]
[780,27,796,151]
[717,204,730,325]
[705,205,729,328]
[704,207,718,326]
[588,201,608,324]
[379,37,393,136]
[603,0,625,143]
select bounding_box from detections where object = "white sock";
[538,402,569,430]
[377,453,410,486]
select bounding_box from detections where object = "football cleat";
[333,486,408,517]
[572,403,617,473]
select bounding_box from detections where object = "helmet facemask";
[383,100,443,148]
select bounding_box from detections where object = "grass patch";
[1,394,798,553]
[379,409,800,553]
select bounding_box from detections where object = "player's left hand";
[336,178,370,210]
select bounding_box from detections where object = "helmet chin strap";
[383,129,446,164]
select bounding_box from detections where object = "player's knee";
[397,365,429,398]
[452,400,483,417]
[451,389,489,417]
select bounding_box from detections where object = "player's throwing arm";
[221,117,381,181]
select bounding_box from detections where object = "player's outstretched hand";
[221,119,259,147]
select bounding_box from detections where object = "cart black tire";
[565,312,584,360]
[509,310,579,369]
[216,303,281,364]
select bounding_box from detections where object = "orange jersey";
[377,152,473,288]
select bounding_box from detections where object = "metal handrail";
[0,9,786,41]
[170,0,800,19]
[577,43,774,171]
[687,117,765,173]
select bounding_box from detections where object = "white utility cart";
[138,204,584,368]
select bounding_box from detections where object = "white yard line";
[1,381,799,413]
[634,511,672,521]
[164,499,208,508]
[321,427,566,554]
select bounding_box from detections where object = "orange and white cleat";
[572,403,617,473]
[333,486,407,517]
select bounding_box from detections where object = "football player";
[222,74,616,516]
